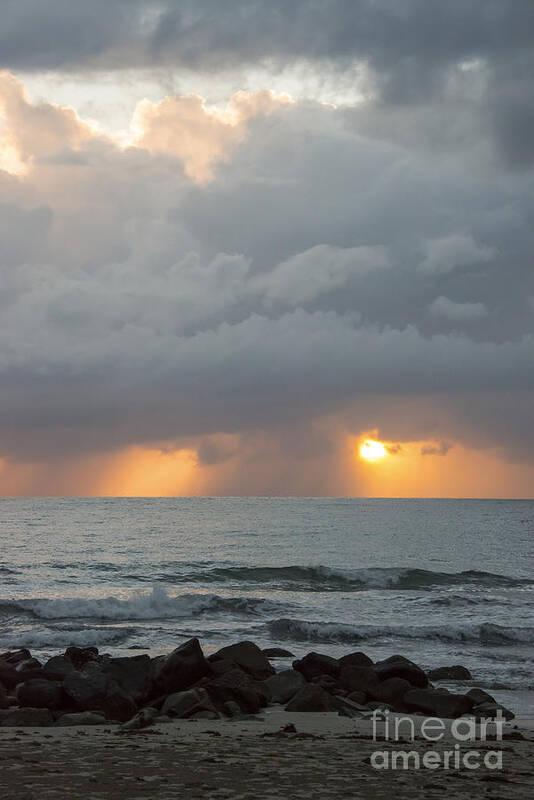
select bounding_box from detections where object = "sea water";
[1,497,533,717]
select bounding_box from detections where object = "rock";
[404,688,474,718]
[338,652,373,669]
[0,649,32,667]
[209,641,275,680]
[374,655,428,688]
[205,670,266,715]
[0,707,54,727]
[347,690,367,704]
[209,659,236,677]
[331,696,368,718]
[190,710,220,720]
[16,657,42,672]
[63,669,136,722]
[55,712,107,726]
[368,677,412,705]
[15,679,67,710]
[120,707,159,730]
[285,684,332,712]
[260,669,305,704]
[338,665,381,695]
[0,660,19,691]
[292,652,339,681]
[222,700,243,718]
[101,655,151,705]
[427,665,472,681]
[65,646,99,669]
[262,647,295,658]
[471,702,514,721]
[44,655,75,678]
[0,684,8,709]
[151,638,212,695]
[466,688,496,705]
[162,688,219,719]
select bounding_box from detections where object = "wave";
[0,626,135,650]
[0,566,19,575]
[267,618,534,646]
[171,565,533,591]
[0,587,289,622]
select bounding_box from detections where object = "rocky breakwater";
[0,642,514,728]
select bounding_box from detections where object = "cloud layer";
[0,2,533,493]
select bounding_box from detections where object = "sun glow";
[360,439,387,461]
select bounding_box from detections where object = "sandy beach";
[1,710,533,800]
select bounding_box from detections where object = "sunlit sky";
[1,1,533,497]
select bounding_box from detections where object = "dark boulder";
[472,702,514,721]
[338,652,373,669]
[285,684,332,712]
[427,665,472,681]
[262,647,295,658]
[0,649,32,667]
[466,688,496,705]
[162,687,219,719]
[15,679,67,710]
[292,652,339,681]
[0,659,21,691]
[151,638,212,696]
[16,657,42,672]
[65,646,99,669]
[338,665,381,695]
[368,677,412,706]
[404,688,474,718]
[0,682,8,709]
[44,655,75,679]
[204,666,270,714]
[259,670,305,704]
[331,696,368,717]
[209,641,274,680]
[63,668,136,722]
[374,655,428,688]
[209,658,236,677]
[101,655,151,705]
[347,690,367,705]
[0,707,54,727]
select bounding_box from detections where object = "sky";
[0,0,533,497]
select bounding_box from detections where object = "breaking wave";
[172,565,533,591]
[0,626,135,650]
[267,618,534,646]
[0,587,289,621]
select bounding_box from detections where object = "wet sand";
[1,710,533,800]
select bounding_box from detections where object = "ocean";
[1,497,533,717]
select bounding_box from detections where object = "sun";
[360,439,387,462]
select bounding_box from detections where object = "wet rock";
[404,688,474,718]
[120,707,159,730]
[368,677,412,705]
[338,652,373,669]
[222,700,243,717]
[0,649,32,667]
[0,660,19,691]
[347,690,367,705]
[16,657,42,672]
[338,665,381,695]
[466,688,496,705]
[209,641,275,680]
[206,669,267,715]
[44,655,75,678]
[65,646,99,669]
[260,669,305,704]
[63,669,136,722]
[16,679,67,710]
[331,696,368,718]
[374,655,428,688]
[162,687,219,719]
[262,647,295,658]
[55,711,107,726]
[101,654,151,705]
[285,684,332,712]
[0,684,8,709]
[471,702,514,721]
[0,707,54,727]
[151,638,212,696]
[292,652,339,681]
[428,665,472,681]
[209,659,236,677]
